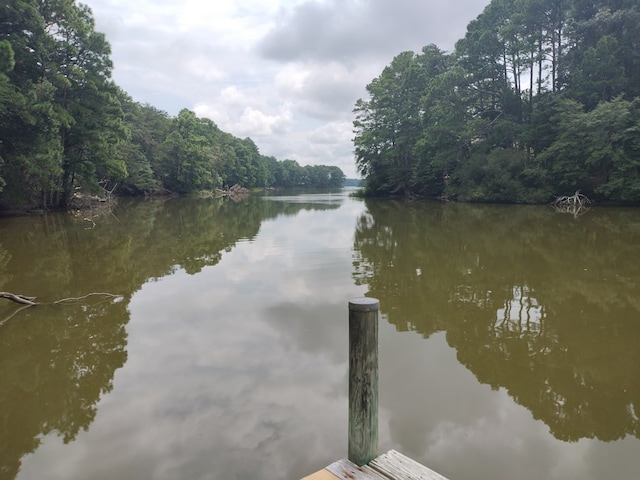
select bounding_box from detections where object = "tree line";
[0,0,345,211]
[354,0,640,203]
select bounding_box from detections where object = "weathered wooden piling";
[301,298,452,480]
[348,297,379,466]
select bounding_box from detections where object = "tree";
[565,5,640,106]
[354,47,450,196]
[353,0,640,204]
[158,109,221,193]
[0,39,17,193]
[0,0,127,208]
[0,0,63,207]
[539,97,640,201]
[44,1,127,205]
[115,95,166,195]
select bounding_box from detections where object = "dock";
[302,449,450,480]
[302,300,451,480]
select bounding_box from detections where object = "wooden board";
[300,468,340,480]
[369,450,450,480]
[326,458,391,479]
[300,450,451,480]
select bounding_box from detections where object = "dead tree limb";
[215,183,250,200]
[1,291,123,326]
[53,293,121,304]
[551,191,592,218]
[0,305,33,327]
[0,292,38,306]
[1,291,122,307]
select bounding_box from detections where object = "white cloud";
[237,105,294,136]
[89,0,492,178]
[194,101,293,137]
[220,85,247,105]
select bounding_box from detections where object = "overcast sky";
[88,0,490,178]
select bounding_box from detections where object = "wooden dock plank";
[326,458,391,480]
[301,468,340,480]
[301,450,451,480]
[369,450,449,480]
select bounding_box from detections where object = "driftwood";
[53,293,122,304]
[1,292,121,306]
[0,292,37,306]
[551,191,592,218]
[216,183,250,200]
[0,305,33,326]
[1,292,123,326]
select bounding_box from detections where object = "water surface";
[1,191,639,480]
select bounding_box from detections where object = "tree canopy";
[354,0,640,203]
[0,0,345,211]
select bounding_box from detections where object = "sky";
[88,0,491,178]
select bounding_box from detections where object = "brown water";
[0,190,639,480]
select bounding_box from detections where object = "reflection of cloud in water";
[17,195,640,480]
[17,196,367,480]
[495,285,544,333]
[263,191,349,206]
[379,328,640,480]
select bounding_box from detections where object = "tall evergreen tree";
[353,0,640,204]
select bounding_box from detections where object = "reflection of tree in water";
[353,199,640,442]
[0,302,128,479]
[0,194,339,479]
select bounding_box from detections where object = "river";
[1,189,639,480]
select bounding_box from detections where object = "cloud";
[258,0,490,63]
[275,62,365,120]
[17,195,367,480]
[90,0,491,178]
[194,99,293,137]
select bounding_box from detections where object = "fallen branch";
[216,183,250,200]
[1,291,124,326]
[0,292,38,306]
[0,305,33,327]
[53,292,121,304]
[552,190,591,207]
[1,291,122,307]
[551,191,592,218]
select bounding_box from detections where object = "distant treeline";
[354,0,640,203]
[344,178,364,187]
[0,1,345,211]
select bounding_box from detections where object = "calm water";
[1,190,639,480]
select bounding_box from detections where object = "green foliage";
[0,1,345,211]
[0,0,125,208]
[354,46,452,196]
[452,148,552,203]
[354,0,640,204]
[0,40,15,74]
[539,96,640,201]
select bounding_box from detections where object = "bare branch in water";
[0,292,38,306]
[0,292,123,325]
[551,191,592,218]
[53,293,121,304]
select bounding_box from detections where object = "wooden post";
[348,297,379,466]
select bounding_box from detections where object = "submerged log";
[216,183,250,197]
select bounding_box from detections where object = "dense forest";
[0,1,345,212]
[354,0,640,203]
